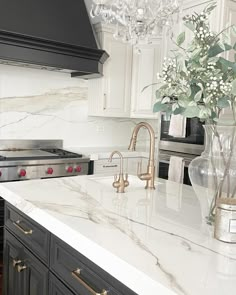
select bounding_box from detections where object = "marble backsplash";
[0,65,157,149]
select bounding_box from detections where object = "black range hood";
[0,0,108,78]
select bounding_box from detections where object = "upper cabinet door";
[88,24,132,118]
[130,40,162,119]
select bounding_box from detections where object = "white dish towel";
[168,114,186,138]
[168,156,185,183]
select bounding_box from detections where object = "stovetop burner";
[41,149,82,159]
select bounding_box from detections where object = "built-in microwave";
[159,115,205,155]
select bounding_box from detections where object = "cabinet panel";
[5,203,50,264]
[130,43,161,119]
[88,24,132,118]
[224,0,236,61]
[50,235,137,295]
[49,273,75,295]
[4,229,49,295]
[94,158,128,175]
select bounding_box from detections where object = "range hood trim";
[0,30,109,78]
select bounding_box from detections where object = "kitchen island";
[0,175,235,295]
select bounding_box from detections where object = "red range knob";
[75,166,82,173]
[67,166,73,173]
[46,168,54,175]
[19,169,26,177]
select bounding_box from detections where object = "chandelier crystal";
[90,0,181,44]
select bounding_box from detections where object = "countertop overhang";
[0,175,235,295]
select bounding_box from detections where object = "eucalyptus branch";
[213,24,235,44]
[170,36,187,53]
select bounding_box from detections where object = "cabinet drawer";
[50,235,137,295]
[5,203,50,265]
[94,159,127,175]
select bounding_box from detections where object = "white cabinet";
[88,24,132,118]
[130,41,161,119]
[88,24,161,119]
[220,0,236,61]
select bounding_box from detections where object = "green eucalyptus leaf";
[222,32,231,44]
[208,43,232,57]
[187,87,191,97]
[177,32,186,46]
[208,56,219,63]
[190,84,201,99]
[218,57,236,73]
[204,2,217,14]
[155,90,162,101]
[218,41,226,50]
[162,96,171,104]
[183,106,200,118]
[232,25,236,37]
[173,106,185,115]
[217,97,230,108]
[199,107,211,119]
[153,101,169,113]
[194,90,203,102]
[191,48,202,59]
[178,100,188,108]
[189,101,198,106]
[231,79,236,95]
[184,22,195,32]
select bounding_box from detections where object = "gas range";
[0,140,90,182]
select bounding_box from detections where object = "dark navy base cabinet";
[3,203,137,295]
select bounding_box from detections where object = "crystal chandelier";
[90,0,181,44]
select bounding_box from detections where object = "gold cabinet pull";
[13,259,22,268]
[13,220,33,235]
[72,269,108,295]
[17,264,27,273]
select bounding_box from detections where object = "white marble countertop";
[66,146,149,160]
[0,175,236,295]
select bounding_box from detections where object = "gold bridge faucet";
[128,122,156,189]
[109,151,129,193]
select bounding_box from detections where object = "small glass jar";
[214,198,236,243]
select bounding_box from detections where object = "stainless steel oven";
[158,150,197,185]
[158,115,205,185]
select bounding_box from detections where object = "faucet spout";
[128,122,156,189]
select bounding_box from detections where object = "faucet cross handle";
[124,173,129,188]
[109,151,129,193]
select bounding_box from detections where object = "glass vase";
[189,125,236,224]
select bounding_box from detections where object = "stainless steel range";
[0,140,90,182]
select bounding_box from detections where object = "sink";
[88,175,162,188]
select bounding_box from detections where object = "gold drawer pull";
[72,269,108,295]
[13,220,33,235]
[17,264,27,273]
[13,259,22,268]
